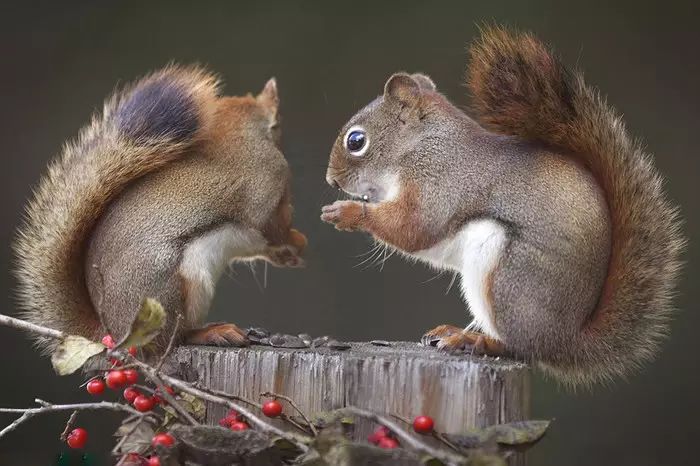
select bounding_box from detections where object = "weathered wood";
[172,342,530,450]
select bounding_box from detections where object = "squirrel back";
[467,27,685,384]
[14,66,220,351]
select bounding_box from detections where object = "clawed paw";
[186,323,250,347]
[421,325,505,356]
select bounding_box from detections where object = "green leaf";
[445,420,550,450]
[117,298,166,349]
[51,335,105,375]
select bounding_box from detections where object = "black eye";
[347,131,365,152]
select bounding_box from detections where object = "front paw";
[321,200,364,231]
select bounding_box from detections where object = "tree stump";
[172,342,530,462]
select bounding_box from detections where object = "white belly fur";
[414,218,507,339]
[179,224,267,325]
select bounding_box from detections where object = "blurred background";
[0,1,697,464]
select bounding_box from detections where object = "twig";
[155,314,182,373]
[0,314,63,340]
[341,406,464,465]
[0,400,152,440]
[59,411,79,441]
[261,391,318,436]
[390,413,461,453]
[127,358,311,452]
[196,386,311,435]
[114,351,198,426]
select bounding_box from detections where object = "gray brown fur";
[324,27,684,386]
[15,65,304,353]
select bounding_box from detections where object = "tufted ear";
[411,73,436,91]
[384,73,421,107]
[256,77,279,125]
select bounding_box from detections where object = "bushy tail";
[14,65,220,351]
[467,27,685,385]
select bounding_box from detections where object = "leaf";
[444,420,550,450]
[164,392,206,423]
[117,298,166,349]
[114,419,155,455]
[51,335,105,375]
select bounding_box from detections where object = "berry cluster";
[66,334,179,466]
[216,399,284,432]
[367,415,435,449]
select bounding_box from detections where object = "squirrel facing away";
[322,27,684,386]
[15,65,307,353]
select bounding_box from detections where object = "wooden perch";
[171,342,530,448]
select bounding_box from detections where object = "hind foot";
[421,324,505,356]
[185,322,250,347]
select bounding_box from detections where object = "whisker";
[445,271,459,295]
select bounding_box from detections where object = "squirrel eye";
[344,126,368,156]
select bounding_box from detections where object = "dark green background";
[1,1,697,465]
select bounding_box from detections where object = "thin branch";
[155,314,182,373]
[261,391,318,436]
[197,386,311,435]
[0,314,63,340]
[341,406,464,465]
[113,351,198,427]
[126,358,311,452]
[0,400,152,440]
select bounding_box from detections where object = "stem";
[59,411,79,441]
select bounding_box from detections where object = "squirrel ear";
[257,77,279,110]
[384,73,421,106]
[411,73,436,91]
[257,77,279,126]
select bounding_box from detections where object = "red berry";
[128,346,138,356]
[378,437,399,449]
[412,415,434,434]
[368,425,391,444]
[147,457,161,466]
[66,427,88,449]
[123,369,139,385]
[133,395,156,412]
[86,379,105,395]
[261,400,283,418]
[226,408,239,419]
[106,370,127,389]
[123,387,140,403]
[151,433,175,447]
[229,421,249,431]
[102,334,116,348]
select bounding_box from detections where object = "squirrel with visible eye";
[322,27,684,386]
[15,65,306,353]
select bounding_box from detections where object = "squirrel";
[15,65,307,354]
[321,27,684,386]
